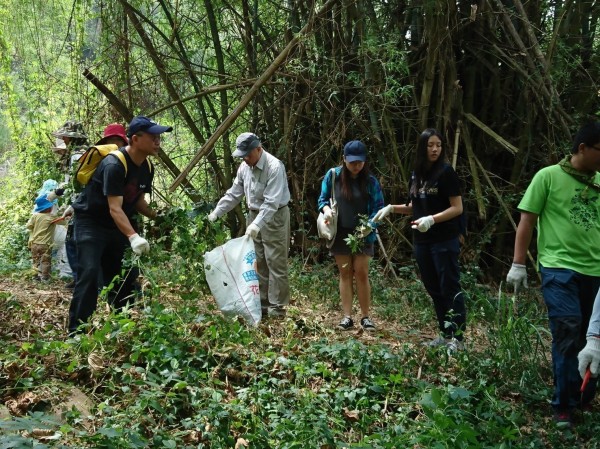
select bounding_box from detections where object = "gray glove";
[208,211,219,222]
[129,233,150,255]
[578,337,600,379]
[506,263,527,292]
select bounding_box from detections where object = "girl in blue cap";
[318,140,384,332]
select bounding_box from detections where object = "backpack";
[75,145,152,185]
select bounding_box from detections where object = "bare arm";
[135,195,157,220]
[392,203,412,215]
[107,195,136,237]
[430,195,463,224]
[513,211,538,265]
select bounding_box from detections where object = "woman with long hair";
[373,129,466,351]
[318,140,384,331]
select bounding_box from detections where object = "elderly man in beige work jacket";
[208,132,291,318]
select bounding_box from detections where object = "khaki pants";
[248,206,290,316]
[31,243,52,279]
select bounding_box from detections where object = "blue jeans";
[68,216,138,334]
[65,223,78,281]
[540,265,600,410]
[414,237,466,340]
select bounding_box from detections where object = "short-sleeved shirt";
[410,164,461,243]
[72,148,153,229]
[27,213,56,246]
[518,164,600,276]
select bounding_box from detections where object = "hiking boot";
[338,317,354,331]
[360,317,376,332]
[424,336,448,347]
[553,409,572,428]
[446,338,465,354]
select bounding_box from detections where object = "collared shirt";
[214,149,290,229]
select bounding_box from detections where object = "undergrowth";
[1,213,599,448]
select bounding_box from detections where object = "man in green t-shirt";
[507,122,600,426]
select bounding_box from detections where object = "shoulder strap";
[330,168,336,204]
[110,150,128,177]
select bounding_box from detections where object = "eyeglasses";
[135,132,161,143]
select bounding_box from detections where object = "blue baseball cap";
[343,140,367,162]
[127,116,173,137]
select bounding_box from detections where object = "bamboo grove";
[0,0,599,278]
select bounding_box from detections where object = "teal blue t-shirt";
[518,164,600,276]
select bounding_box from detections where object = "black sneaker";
[338,317,354,330]
[360,317,376,332]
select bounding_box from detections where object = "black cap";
[127,116,173,137]
[343,140,367,162]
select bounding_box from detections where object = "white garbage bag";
[53,225,72,278]
[203,236,261,326]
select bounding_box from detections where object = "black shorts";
[329,226,374,257]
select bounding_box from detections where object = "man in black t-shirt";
[68,116,172,334]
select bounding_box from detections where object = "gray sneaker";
[446,338,465,354]
[360,317,376,332]
[338,317,354,331]
[424,336,448,347]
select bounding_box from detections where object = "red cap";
[96,123,128,145]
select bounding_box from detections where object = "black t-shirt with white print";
[73,148,153,229]
[410,163,461,244]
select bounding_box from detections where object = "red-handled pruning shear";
[581,367,592,393]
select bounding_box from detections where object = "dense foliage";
[1,0,598,276]
[1,1,600,447]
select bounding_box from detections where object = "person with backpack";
[507,122,600,426]
[318,140,384,332]
[372,128,466,352]
[51,121,89,288]
[67,116,171,334]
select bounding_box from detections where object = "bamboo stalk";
[462,125,486,220]
[473,155,539,279]
[464,113,519,155]
[169,0,338,192]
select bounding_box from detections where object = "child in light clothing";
[27,196,58,281]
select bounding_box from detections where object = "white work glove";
[323,207,334,223]
[245,223,260,239]
[411,215,435,232]
[357,225,373,239]
[578,337,600,379]
[129,233,150,255]
[506,263,528,292]
[208,211,219,222]
[373,204,394,222]
[62,205,74,218]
